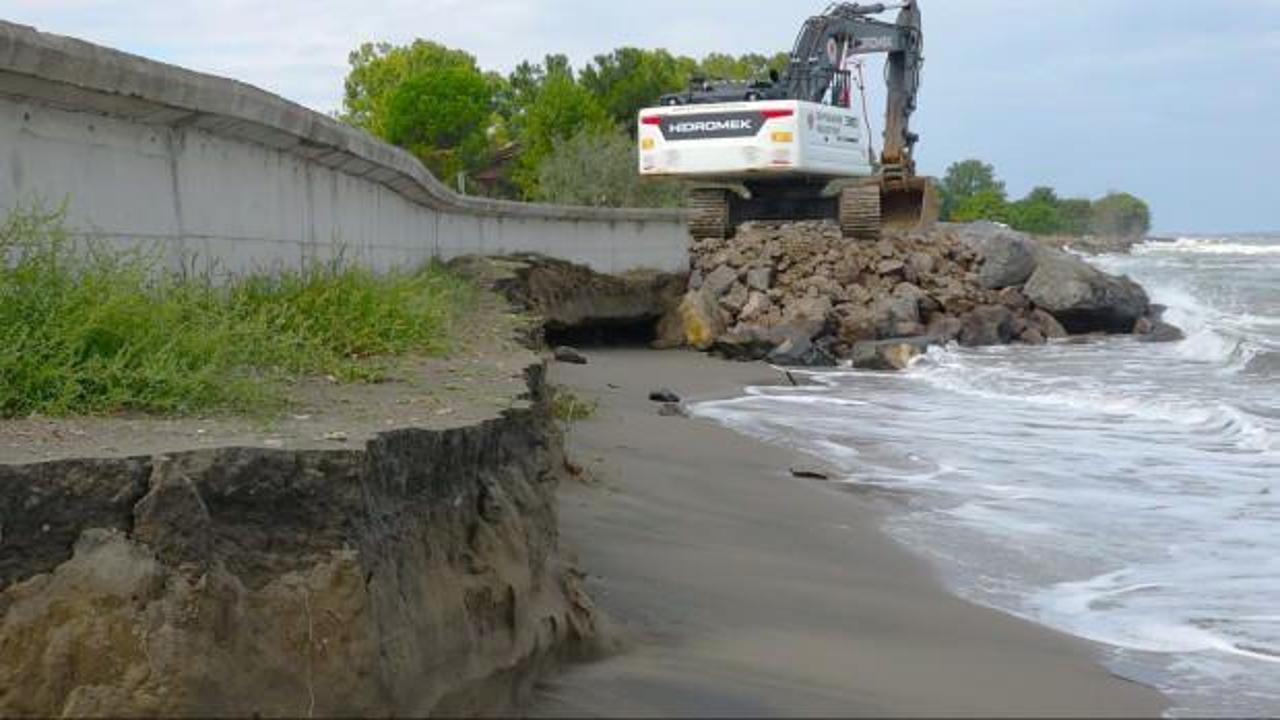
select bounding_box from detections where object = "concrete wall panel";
[0,20,690,276]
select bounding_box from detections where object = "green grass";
[0,206,475,418]
[550,386,598,423]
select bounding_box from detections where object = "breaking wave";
[1138,236,1280,256]
[694,234,1280,716]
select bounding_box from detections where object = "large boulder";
[836,304,879,345]
[782,296,834,340]
[655,290,726,351]
[711,325,780,361]
[746,266,774,292]
[959,305,1016,347]
[872,289,925,339]
[720,283,750,313]
[1029,309,1069,340]
[976,231,1038,290]
[851,337,937,371]
[926,315,964,342]
[1023,250,1150,333]
[1135,319,1186,343]
[738,292,774,323]
[766,333,838,368]
[702,265,740,299]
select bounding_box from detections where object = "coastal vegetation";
[0,206,474,417]
[938,159,1152,237]
[339,42,1152,235]
[340,43,782,205]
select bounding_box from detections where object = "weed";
[0,205,475,417]
[550,385,598,423]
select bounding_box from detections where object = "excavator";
[637,1,937,242]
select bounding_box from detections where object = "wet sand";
[534,348,1167,718]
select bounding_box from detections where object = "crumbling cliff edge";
[0,362,599,717]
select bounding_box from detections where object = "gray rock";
[712,325,780,361]
[906,252,937,282]
[790,465,835,481]
[746,266,774,292]
[649,389,681,403]
[1136,321,1186,343]
[766,332,837,368]
[877,259,906,277]
[655,290,726,351]
[554,346,588,365]
[1030,309,1069,339]
[1024,250,1150,333]
[739,292,773,322]
[997,287,1032,312]
[959,305,1016,347]
[703,265,740,299]
[720,282,750,313]
[851,337,937,371]
[1020,328,1047,345]
[977,231,1039,290]
[926,315,964,342]
[872,291,922,339]
[836,304,878,344]
[783,296,834,340]
[658,403,689,418]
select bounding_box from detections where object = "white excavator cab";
[635,1,938,241]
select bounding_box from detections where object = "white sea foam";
[1138,237,1280,256]
[692,236,1280,716]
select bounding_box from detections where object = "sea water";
[694,235,1280,717]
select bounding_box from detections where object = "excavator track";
[688,188,731,240]
[839,184,882,242]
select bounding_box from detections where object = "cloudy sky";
[3,0,1277,233]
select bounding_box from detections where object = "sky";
[2,0,1277,233]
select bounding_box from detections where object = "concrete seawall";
[0,20,689,275]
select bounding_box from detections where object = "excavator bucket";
[880,176,940,232]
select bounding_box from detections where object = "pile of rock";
[659,220,1180,369]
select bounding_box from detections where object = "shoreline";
[535,348,1168,717]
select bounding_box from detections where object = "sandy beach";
[534,348,1167,717]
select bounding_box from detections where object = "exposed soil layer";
[448,254,686,348]
[0,302,600,717]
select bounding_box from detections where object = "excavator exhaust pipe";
[880,175,940,232]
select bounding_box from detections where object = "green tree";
[340,41,497,181]
[940,159,1006,220]
[1007,186,1067,235]
[342,41,482,134]
[1058,198,1092,235]
[1090,192,1152,237]
[951,189,1012,224]
[579,48,694,128]
[381,65,494,181]
[1008,198,1066,235]
[535,127,683,208]
[1024,186,1059,206]
[500,54,575,124]
[697,52,789,81]
[510,72,613,197]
